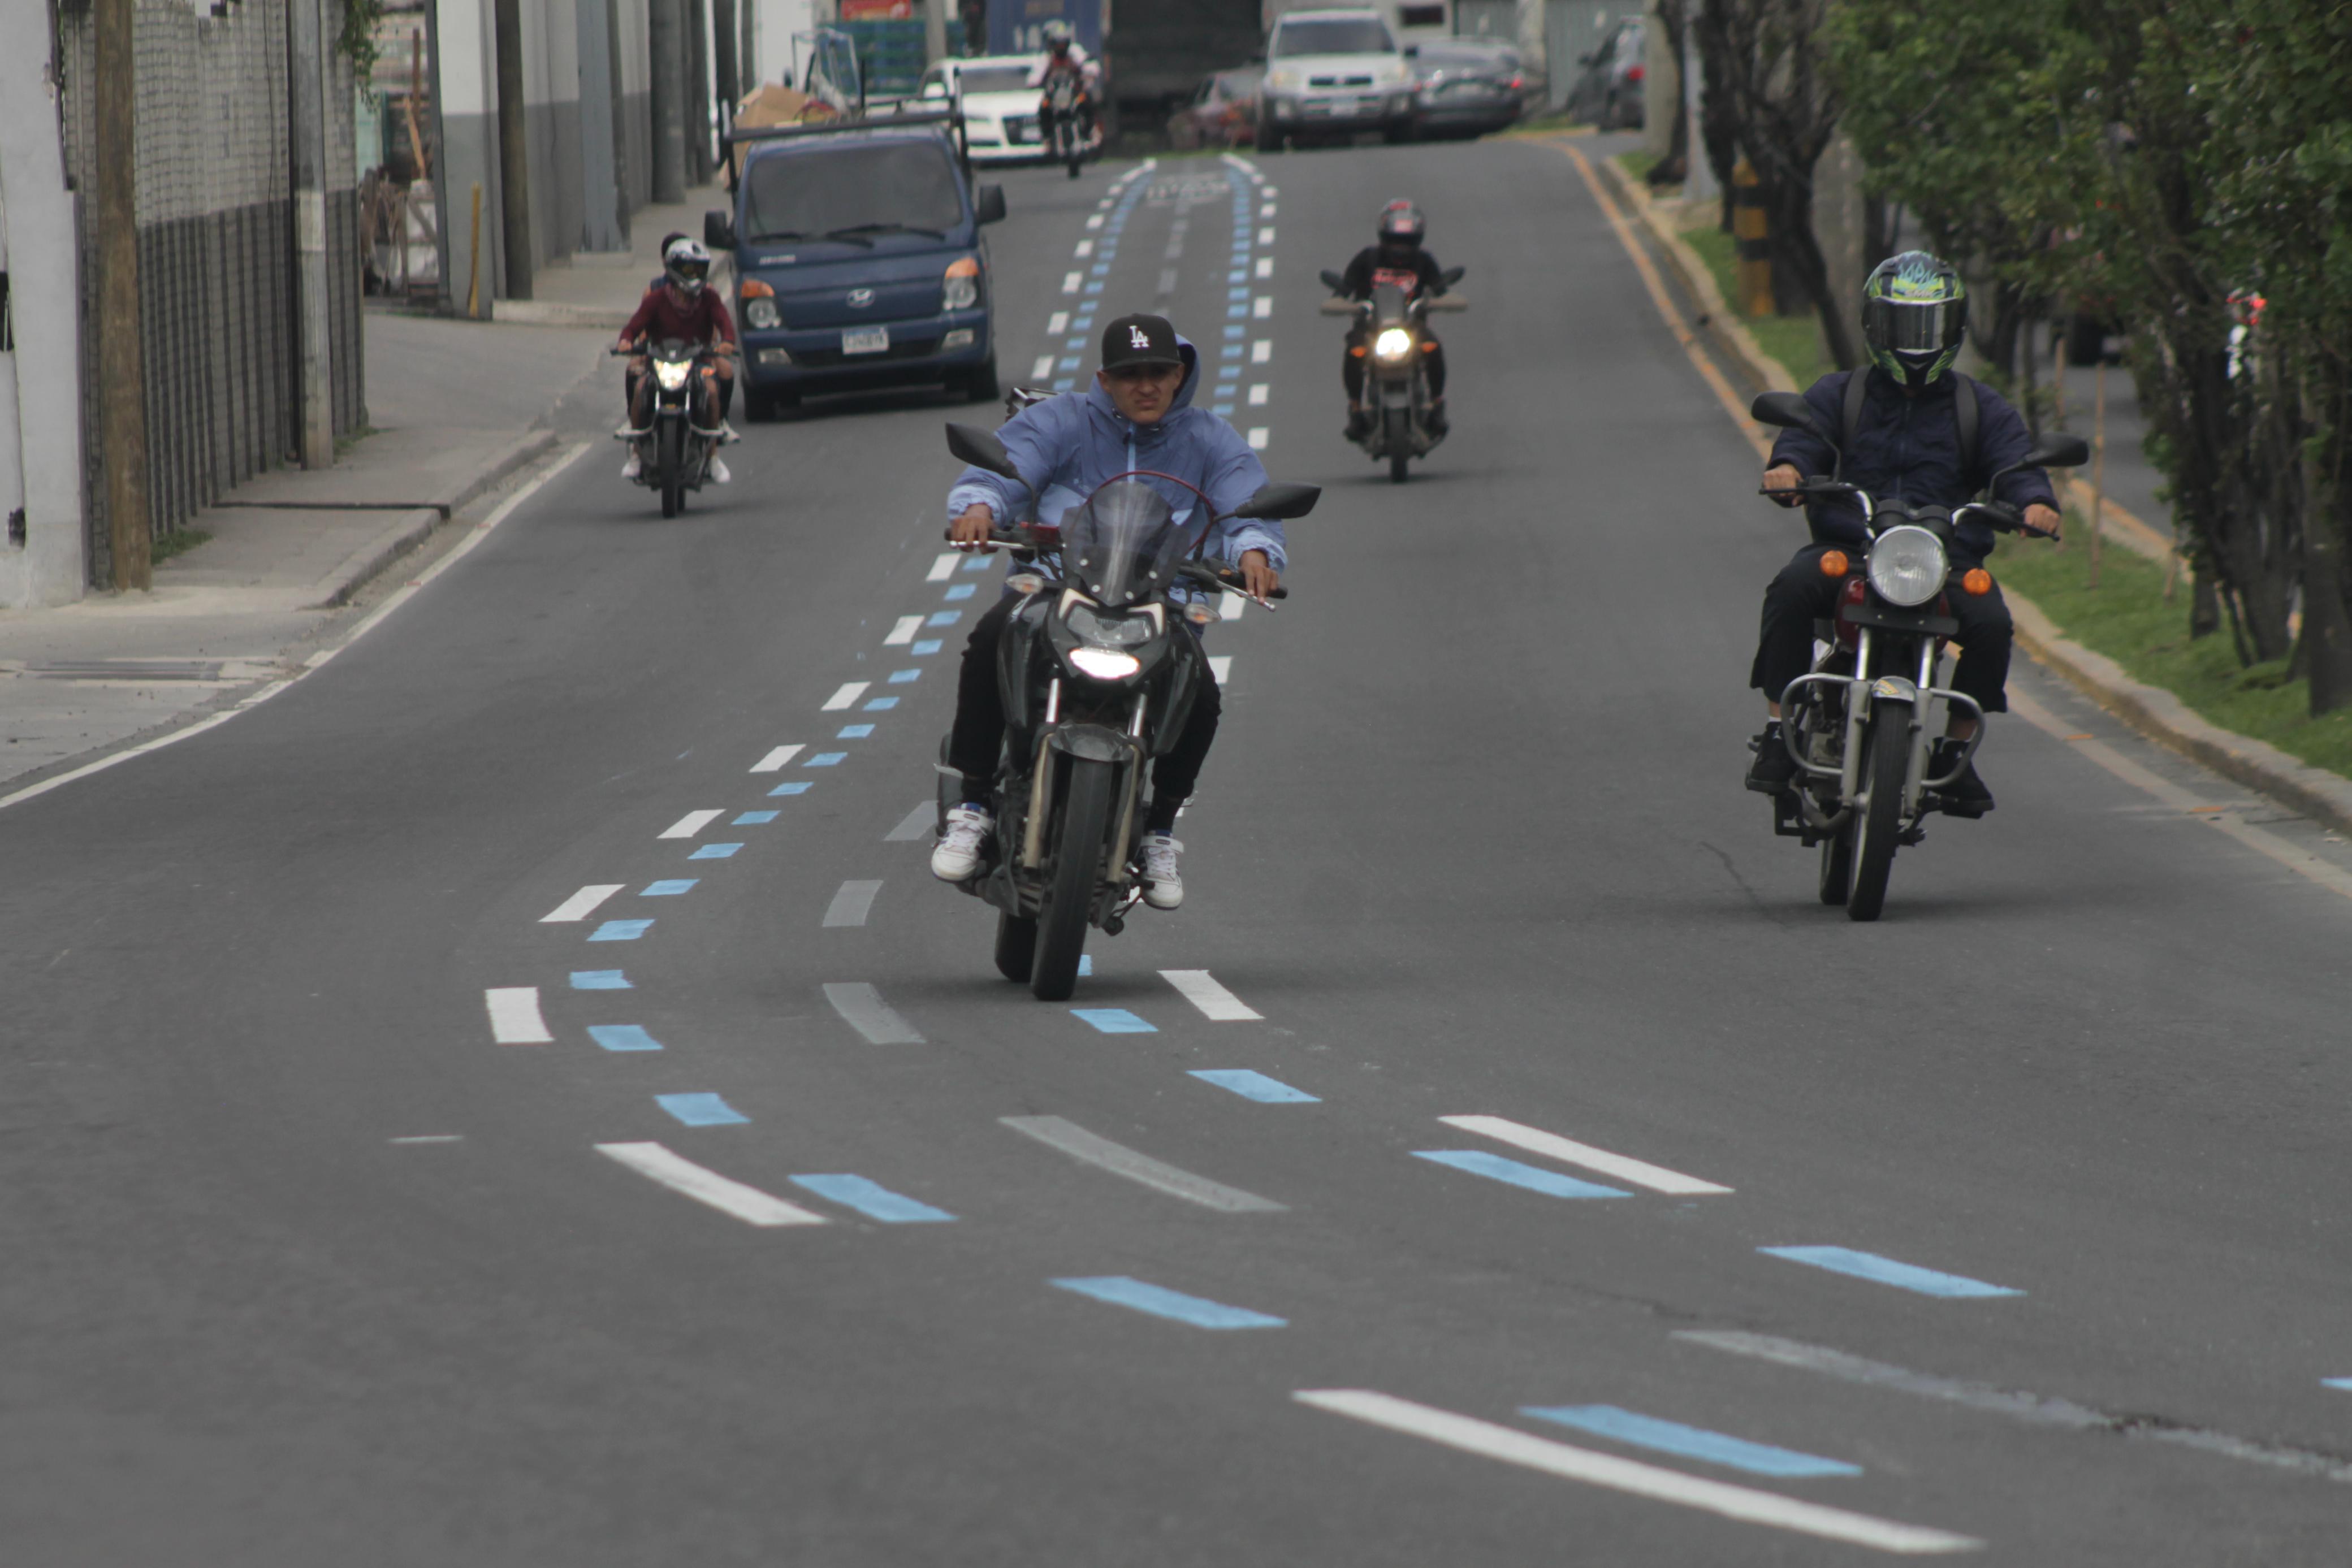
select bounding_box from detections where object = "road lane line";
[1031,354,1056,379]
[1292,1392,1981,1554]
[1219,589,1247,620]
[768,781,812,796]
[657,1092,749,1127]
[589,919,652,941]
[1251,297,1271,319]
[1251,339,1271,363]
[595,1142,827,1226]
[587,1024,662,1052]
[1071,1008,1155,1033]
[926,553,960,582]
[690,843,741,860]
[571,970,630,989]
[1050,311,1071,331]
[1062,271,1082,294]
[1759,1247,2022,1298]
[1254,256,1273,278]
[823,880,883,927]
[658,810,723,839]
[1521,1406,1861,1478]
[1208,655,1233,681]
[1160,968,1263,1021]
[733,809,779,824]
[885,803,933,841]
[824,982,924,1043]
[1248,383,1269,405]
[1000,1115,1285,1211]
[751,745,804,772]
[1257,226,1274,245]
[485,987,553,1044]
[1053,1276,1285,1329]
[837,724,875,739]
[542,885,623,922]
[823,682,870,710]
[641,878,697,895]
[789,1174,956,1223]
[1245,428,1268,451]
[390,1135,462,1143]
[806,752,847,766]
[1413,1149,1631,1199]
[1191,1069,1317,1104]
[884,616,924,645]
[1439,1116,1732,1195]
[2325,1378,2352,1392]
[941,582,976,601]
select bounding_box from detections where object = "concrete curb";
[307,430,557,608]
[440,428,561,518]
[1592,150,2352,836]
[492,300,633,329]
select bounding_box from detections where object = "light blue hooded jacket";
[945,335,1287,581]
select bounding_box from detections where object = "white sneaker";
[620,452,642,480]
[1140,833,1184,909]
[708,454,732,485]
[931,805,994,881]
[717,421,741,444]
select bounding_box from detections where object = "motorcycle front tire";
[1817,818,1852,905]
[1846,707,1909,920]
[657,420,685,518]
[1031,756,1114,1000]
[1386,407,1412,483]
[994,910,1038,982]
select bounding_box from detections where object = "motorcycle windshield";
[1063,480,1201,607]
[1371,281,1412,326]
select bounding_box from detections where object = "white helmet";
[663,236,712,296]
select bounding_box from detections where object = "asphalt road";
[5,138,2350,1564]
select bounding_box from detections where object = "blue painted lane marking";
[943,583,976,601]
[641,879,698,896]
[1191,1069,1318,1104]
[734,809,779,824]
[768,781,812,796]
[1071,1008,1156,1034]
[1223,325,1244,339]
[689,842,742,859]
[926,610,961,626]
[2324,1378,2352,1392]
[1051,1276,1285,1329]
[1217,365,1241,379]
[960,553,990,573]
[837,724,876,738]
[1759,1246,2025,1298]
[656,1092,749,1127]
[789,1174,956,1223]
[1077,954,1092,976]
[589,919,652,941]
[806,752,846,766]
[888,668,921,683]
[863,696,902,711]
[571,969,631,989]
[909,640,942,656]
[1053,378,1077,392]
[1521,1406,1863,1478]
[587,1024,663,1052]
[1413,1149,1631,1199]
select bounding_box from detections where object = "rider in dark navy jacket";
[1746,252,2061,815]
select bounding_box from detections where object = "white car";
[917,55,1052,166]
[1255,8,1416,150]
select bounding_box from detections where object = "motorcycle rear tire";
[657,422,685,518]
[994,910,1038,982]
[1386,408,1412,483]
[1846,709,1909,921]
[1031,756,1114,1001]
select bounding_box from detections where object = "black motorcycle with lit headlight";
[611,337,720,518]
[1321,265,1465,483]
[936,422,1317,1000]
[1749,390,2088,920]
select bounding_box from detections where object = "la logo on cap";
[1129,324,1151,349]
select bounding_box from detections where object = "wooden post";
[1731,159,1771,318]
[2088,356,2108,589]
[94,0,151,590]
[2050,322,2068,551]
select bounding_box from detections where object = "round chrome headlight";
[1374,327,1413,360]
[745,297,781,329]
[1867,526,1948,607]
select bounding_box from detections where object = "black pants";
[1344,324,1446,403]
[1750,542,2012,714]
[949,594,1221,833]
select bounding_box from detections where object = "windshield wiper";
[826,222,947,241]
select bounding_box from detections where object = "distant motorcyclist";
[1745,252,2061,815]
[1027,20,1099,151]
[933,312,1285,909]
[1338,199,1451,439]
[614,237,738,484]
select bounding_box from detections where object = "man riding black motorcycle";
[1745,252,2061,815]
[615,236,738,484]
[933,312,1285,909]
[1339,200,1451,440]
[1027,20,1098,153]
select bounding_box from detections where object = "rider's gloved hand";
[1762,464,1804,507]
[949,504,995,548]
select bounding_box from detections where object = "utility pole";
[713,0,740,138]
[288,0,335,468]
[649,0,685,204]
[493,0,535,300]
[93,0,150,586]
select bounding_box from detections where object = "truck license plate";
[842,326,890,356]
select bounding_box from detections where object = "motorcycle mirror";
[1318,268,1347,293]
[1229,481,1321,521]
[2016,431,2091,470]
[946,422,1021,480]
[975,184,1008,225]
[1750,390,1831,443]
[1438,266,1466,289]
[702,208,737,251]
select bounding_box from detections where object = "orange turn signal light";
[740,278,776,299]
[1962,568,1993,596]
[1818,551,1849,577]
[1348,345,1367,358]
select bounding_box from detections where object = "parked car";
[1167,66,1263,150]
[706,111,1008,412]
[1407,38,1529,140]
[915,53,1049,166]
[1255,8,1416,151]
[1563,15,1645,131]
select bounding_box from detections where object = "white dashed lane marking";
[926,553,960,582]
[1160,969,1263,1021]
[823,682,870,711]
[541,885,622,923]
[658,810,724,840]
[1438,1116,1734,1196]
[595,1143,829,1227]
[751,744,804,773]
[884,616,923,646]
[485,987,554,1044]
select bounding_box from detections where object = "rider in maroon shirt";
[615,237,740,479]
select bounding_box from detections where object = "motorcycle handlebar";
[1759,480,2056,538]
[949,532,1289,600]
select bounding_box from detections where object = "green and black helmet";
[1862,251,1968,388]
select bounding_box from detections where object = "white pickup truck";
[1254,8,1417,150]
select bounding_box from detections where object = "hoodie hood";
[1082,335,1203,440]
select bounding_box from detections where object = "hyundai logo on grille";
[847,288,876,308]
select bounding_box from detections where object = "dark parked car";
[1407,39,1530,139]
[1563,15,1645,131]
[1166,67,1263,150]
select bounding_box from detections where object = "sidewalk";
[0,187,728,799]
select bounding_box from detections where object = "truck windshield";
[1272,18,1396,55]
[745,142,963,243]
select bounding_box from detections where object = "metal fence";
[55,0,364,585]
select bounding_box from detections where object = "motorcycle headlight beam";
[1066,646,1142,681]
[1374,327,1413,361]
[1866,525,1949,608]
[653,360,694,392]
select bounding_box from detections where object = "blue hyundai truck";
[704,110,1008,415]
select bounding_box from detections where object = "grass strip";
[1677,224,1831,388]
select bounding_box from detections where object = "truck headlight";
[944,255,981,309]
[745,297,781,328]
[1867,526,1948,607]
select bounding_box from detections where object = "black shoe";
[1746,722,1798,794]
[1931,739,1995,816]
[1345,406,1372,441]
[1425,399,1449,437]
